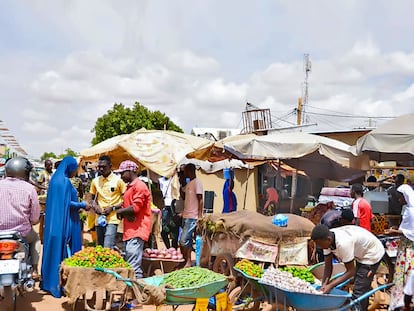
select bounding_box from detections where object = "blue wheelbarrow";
[259,281,393,311]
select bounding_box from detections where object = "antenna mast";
[301,53,312,125]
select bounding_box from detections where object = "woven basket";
[371,215,386,235]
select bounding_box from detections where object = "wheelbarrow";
[94,267,228,310]
[259,281,394,311]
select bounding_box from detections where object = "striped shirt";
[0,177,40,236]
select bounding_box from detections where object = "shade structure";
[355,113,414,162]
[222,132,369,181]
[79,134,132,168]
[80,129,213,177]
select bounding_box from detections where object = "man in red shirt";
[114,160,152,279]
[351,183,373,232]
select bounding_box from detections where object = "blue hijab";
[41,156,79,297]
[222,179,237,213]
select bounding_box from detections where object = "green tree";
[91,102,183,145]
[58,148,78,159]
[40,152,57,161]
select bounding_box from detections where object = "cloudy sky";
[1,0,414,158]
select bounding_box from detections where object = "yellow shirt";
[89,172,126,225]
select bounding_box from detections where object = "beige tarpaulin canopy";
[80,129,213,177]
[222,132,369,181]
[355,113,414,162]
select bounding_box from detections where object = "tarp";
[80,129,213,177]
[355,113,414,162]
[203,210,315,245]
[222,132,369,181]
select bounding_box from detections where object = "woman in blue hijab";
[41,156,89,297]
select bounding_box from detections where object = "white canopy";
[355,113,414,162]
[223,131,369,181]
[80,129,213,177]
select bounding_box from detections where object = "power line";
[305,111,395,119]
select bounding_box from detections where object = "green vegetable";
[161,267,226,289]
[280,266,315,284]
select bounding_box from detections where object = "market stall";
[198,210,315,269]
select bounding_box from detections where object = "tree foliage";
[40,152,57,161]
[91,102,183,145]
[40,148,78,161]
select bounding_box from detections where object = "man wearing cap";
[89,155,126,248]
[115,160,152,279]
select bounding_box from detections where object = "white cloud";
[2,0,414,158]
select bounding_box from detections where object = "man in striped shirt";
[0,157,41,278]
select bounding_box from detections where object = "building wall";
[196,167,259,214]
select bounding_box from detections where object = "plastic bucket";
[223,168,232,180]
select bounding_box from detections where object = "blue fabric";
[222,179,237,213]
[41,156,86,298]
[179,218,197,247]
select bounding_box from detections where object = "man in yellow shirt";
[89,155,126,248]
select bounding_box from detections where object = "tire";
[212,254,236,291]
[1,286,17,311]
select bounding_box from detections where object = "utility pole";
[301,53,312,125]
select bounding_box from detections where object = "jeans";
[179,218,197,248]
[125,237,144,278]
[96,224,117,249]
[352,261,381,311]
[24,227,40,266]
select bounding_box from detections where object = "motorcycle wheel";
[1,286,17,311]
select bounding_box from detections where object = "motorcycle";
[0,231,35,311]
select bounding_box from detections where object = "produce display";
[161,267,226,289]
[260,266,321,295]
[143,248,184,261]
[64,245,130,268]
[234,259,264,278]
[280,266,315,284]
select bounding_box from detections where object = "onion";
[168,247,176,253]
[164,253,172,259]
[177,254,183,260]
[172,255,178,260]
[150,253,158,258]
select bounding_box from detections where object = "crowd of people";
[3,153,414,310]
[312,174,414,311]
[0,155,209,307]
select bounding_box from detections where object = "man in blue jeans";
[179,163,203,267]
[89,155,126,248]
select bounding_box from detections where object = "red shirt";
[122,178,152,242]
[352,197,373,232]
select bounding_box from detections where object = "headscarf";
[41,156,78,297]
[398,184,414,242]
[397,184,414,207]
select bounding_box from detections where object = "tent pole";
[243,167,250,210]
[290,170,297,213]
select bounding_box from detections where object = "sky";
[1,0,414,159]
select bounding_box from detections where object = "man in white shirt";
[311,224,384,311]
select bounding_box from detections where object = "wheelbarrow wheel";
[230,279,261,311]
[213,254,236,291]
